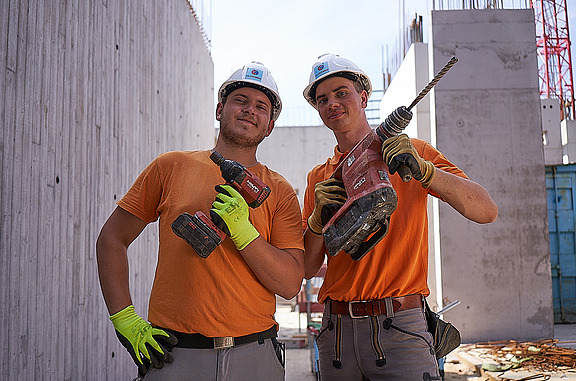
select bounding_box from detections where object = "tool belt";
[329,294,423,318]
[165,325,277,349]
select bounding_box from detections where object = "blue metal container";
[546,164,576,323]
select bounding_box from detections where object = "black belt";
[165,325,277,349]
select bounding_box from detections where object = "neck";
[212,139,259,167]
[333,122,373,152]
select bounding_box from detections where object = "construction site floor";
[276,304,576,381]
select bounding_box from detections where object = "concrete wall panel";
[258,125,337,206]
[0,1,214,379]
[430,9,553,342]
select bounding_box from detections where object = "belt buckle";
[213,336,235,349]
[348,301,369,318]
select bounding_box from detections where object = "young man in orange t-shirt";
[301,54,498,380]
[96,62,304,380]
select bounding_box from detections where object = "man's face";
[216,87,274,149]
[314,76,368,132]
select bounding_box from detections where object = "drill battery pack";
[323,185,397,261]
[171,211,227,258]
[323,130,398,261]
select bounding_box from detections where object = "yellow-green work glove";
[308,178,347,235]
[211,184,260,250]
[110,305,177,376]
[381,134,436,188]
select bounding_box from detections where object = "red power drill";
[322,57,458,261]
[171,151,271,258]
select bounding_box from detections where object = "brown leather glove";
[307,178,347,235]
[381,134,436,188]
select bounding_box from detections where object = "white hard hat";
[303,54,372,108]
[218,62,282,121]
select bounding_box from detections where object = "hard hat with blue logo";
[218,62,282,121]
[303,53,372,109]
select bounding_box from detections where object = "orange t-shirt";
[302,139,467,304]
[118,150,304,337]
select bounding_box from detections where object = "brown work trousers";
[143,339,284,381]
[316,305,440,380]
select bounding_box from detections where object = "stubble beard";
[220,124,267,149]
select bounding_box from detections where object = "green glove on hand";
[211,184,260,250]
[110,305,178,376]
[381,134,436,188]
[307,178,347,235]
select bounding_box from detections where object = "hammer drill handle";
[397,165,412,182]
[377,106,414,182]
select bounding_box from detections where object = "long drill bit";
[407,56,459,111]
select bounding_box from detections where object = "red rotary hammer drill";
[322,57,458,261]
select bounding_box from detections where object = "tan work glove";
[307,178,347,235]
[381,134,436,188]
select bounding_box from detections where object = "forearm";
[96,207,147,315]
[430,169,498,224]
[303,228,326,279]
[240,237,304,300]
[96,234,133,315]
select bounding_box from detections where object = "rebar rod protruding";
[407,56,458,111]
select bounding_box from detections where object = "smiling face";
[216,86,275,149]
[314,75,368,133]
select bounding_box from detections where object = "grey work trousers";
[143,339,284,381]
[316,304,440,380]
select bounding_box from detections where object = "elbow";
[304,261,324,280]
[278,282,302,301]
[304,268,319,280]
[477,202,498,224]
[487,204,498,223]
[277,267,305,300]
[95,230,107,261]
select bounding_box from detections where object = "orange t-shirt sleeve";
[117,158,162,223]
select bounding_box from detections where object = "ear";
[215,102,224,121]
[360,90,368,109]
[265,121,275,137]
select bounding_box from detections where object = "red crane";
[531,0,575,120]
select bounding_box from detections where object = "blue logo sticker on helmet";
[245,68,263,82]
[314,62,329,79]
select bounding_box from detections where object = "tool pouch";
[271,337,285,368]
[424,300,461,359]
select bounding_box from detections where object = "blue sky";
[212,0,576,125]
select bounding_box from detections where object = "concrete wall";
[430,9,553,342]
[562,119,576,163]
[258,125,337,206]
[379,43,447,309]
[380,42,431,142]
[0,1,214,379]
[542,98,563,165]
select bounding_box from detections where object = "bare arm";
[239,239,304,300]
[303,228,327,280]
[96,207,148,315]
[429,169,498,224]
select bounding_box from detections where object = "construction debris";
[472,339,576,373]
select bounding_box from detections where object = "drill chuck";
[209,151,270,208]
[377,106,413,140]
[375,106,414,183]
